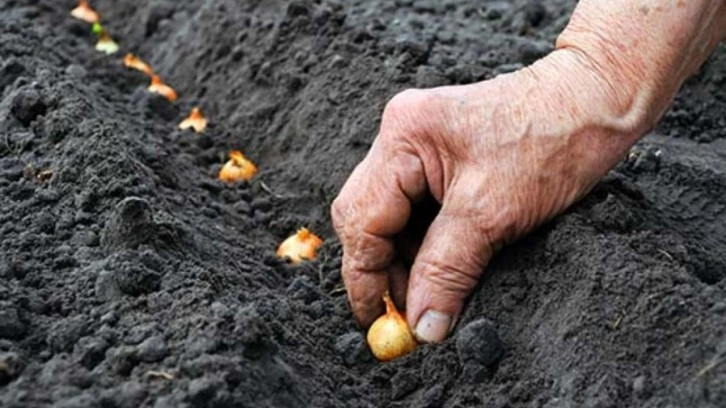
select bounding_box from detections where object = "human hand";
[332,49,648,342]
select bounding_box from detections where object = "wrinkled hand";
[332,49,647,343]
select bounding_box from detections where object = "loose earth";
[1,0,726,407]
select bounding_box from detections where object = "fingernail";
[414,310,452,343]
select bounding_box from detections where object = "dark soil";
[1,0,725,407]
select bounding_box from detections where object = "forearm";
[557,0,726,132]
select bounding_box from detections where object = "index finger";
[332,140,427,326]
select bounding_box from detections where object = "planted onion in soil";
[123,53,153,75]
[179,107,208,133]
[92,23,118,55]
[367,292,417,361]
[70,0,99,23]
[148,75,177,102]
[276,228,323,264]
[219,150,257,182]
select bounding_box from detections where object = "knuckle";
[380,88,447,142]
[382,89,426,127]
[388,89,425,109]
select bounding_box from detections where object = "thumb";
[406,209,495,343]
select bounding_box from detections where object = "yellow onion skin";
[276,228,322,264]
[366,292,417,361]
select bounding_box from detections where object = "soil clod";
[456,318,504,367]
[335,331,373,366]
[10,89,47,126]
[101,197,154,251]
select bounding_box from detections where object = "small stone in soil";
[631,148,662,173]
[520,1,548,26]
[456,318,504,366]
[136,335,168,363]
[11,88,46,126]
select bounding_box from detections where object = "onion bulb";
[219,150,257,182]
[276,228,323,264]
[71,0,100,23]
[95,34,119,55]
[367,292,417,361]
[123,54,154,76]
[178,107,208,133]
[92,23,119,55]
[148,75,178,102]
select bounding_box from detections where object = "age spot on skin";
[639,5,649,16]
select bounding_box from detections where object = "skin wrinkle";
[529,53,607,136]
[414,258,481,297]
[528,53,639,198]
[557,46,650,133]
[500,76,541,237]
[502,71,581,234]
[407,212,492,325]
[447,190,511,247]
[470,70,574,242]
[346,229,394,272]
[344,260,383,287]
[559,8,649,112]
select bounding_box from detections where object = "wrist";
[553,0,726,135]
[520,48,651,146]
[497,49,651,181]
[539,48,654,139]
